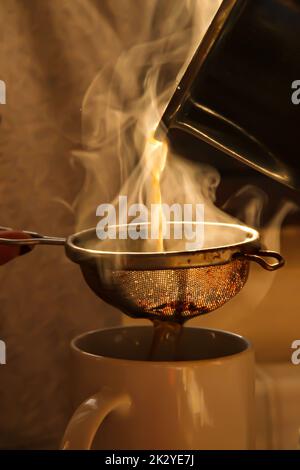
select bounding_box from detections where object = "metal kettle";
[156,0,300,190]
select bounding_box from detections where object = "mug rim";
[71,326,252,366]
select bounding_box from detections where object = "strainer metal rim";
[68,221,258,255]
[66,222,260,270]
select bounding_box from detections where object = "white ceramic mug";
[62,326,255,450]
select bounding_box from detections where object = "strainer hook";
[234,250,285,271]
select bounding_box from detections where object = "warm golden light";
[145,135,168,251]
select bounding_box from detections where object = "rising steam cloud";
[73,0,222,233]
[72,0,295,249]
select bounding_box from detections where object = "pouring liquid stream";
[146,136,185,361]
[149,320,184,361]
[147,136,168,252]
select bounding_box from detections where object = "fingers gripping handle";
[61,391,131,450]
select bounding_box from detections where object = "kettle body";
[157,0,300,190]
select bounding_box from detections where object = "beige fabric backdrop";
[0,0,220,449]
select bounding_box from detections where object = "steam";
[73,0,222,235]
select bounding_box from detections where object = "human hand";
[0,231,32,265]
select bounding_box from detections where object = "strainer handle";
[0,226,66,246]
[237,250,285,271]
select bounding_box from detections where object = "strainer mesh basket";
[111,258,249,322]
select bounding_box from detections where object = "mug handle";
[61,390,132,450]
